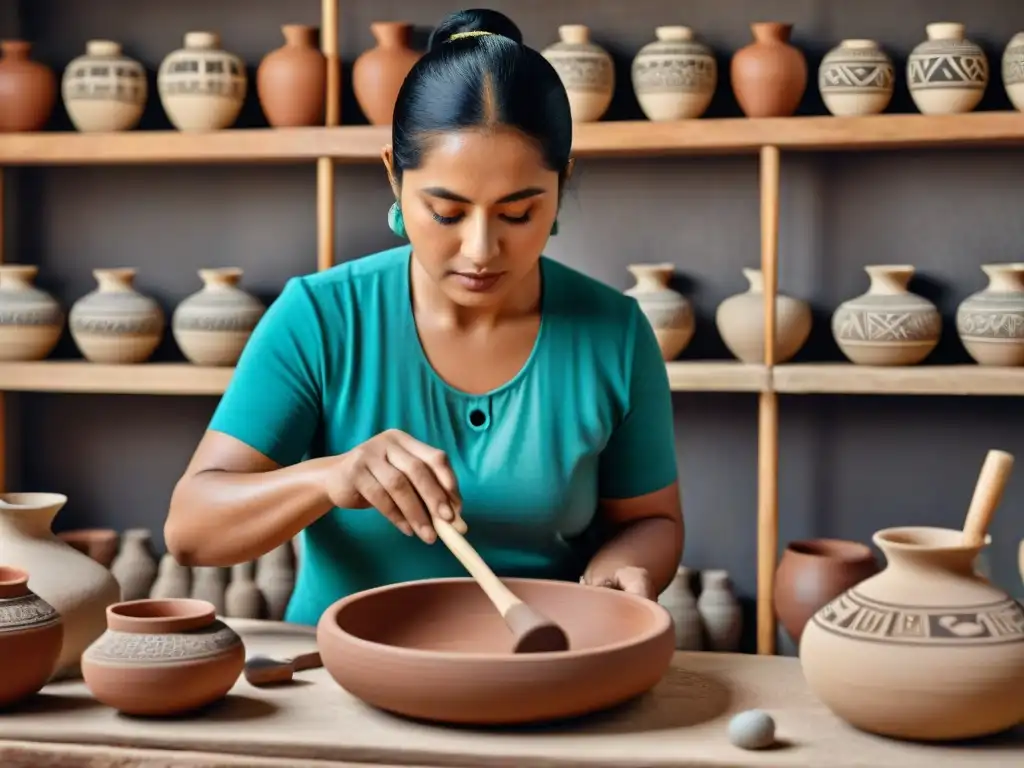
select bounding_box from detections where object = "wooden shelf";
[1,112,1023,165]
[666,361,767,392]
[773,363,1024,396]
[0,361,232,395]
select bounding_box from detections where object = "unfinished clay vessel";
[657,565,703,651]
[62,40,146,132]
[318,577,674,724]
[56,528,119,568]
[1003,33,1024,112]
[82,598,245,716]
[731,23,807,117]
[0,40,56,131]
[70,268,165,364]
[0,566,63,706]
[257,25,326,127]
[110,528,158,601]
[956,263,1024,366]
[774,538,878,645]
[716,268,811,363]
[542,25,614,123]
[173,268,265,366]
[800,527,1024,741]
[0,265,64,361]
[351,22,420,125]
[158,32,246,132]
[624,263,694,361]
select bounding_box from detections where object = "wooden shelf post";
[316,0,340,272]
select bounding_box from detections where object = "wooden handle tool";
[244,650,322,687]
[432,516,569,653]
[962,449,1014,548]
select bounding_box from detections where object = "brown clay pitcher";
[351,22,421,125]
[0,40,56,131]
[730,23,806,117]
[257,24,326,127]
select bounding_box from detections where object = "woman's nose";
[463,212,499,266]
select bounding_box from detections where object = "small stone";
[727,709,776,750]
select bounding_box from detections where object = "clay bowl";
[317,577,675,725]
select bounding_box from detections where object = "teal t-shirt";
[208,246,677,625]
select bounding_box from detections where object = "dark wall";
[5,0,1024,653]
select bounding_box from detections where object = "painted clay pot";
[0,493,121,680]
[0,264,64,361]
[69,268,165,364]
[623,263,694,361]
[832,265,941,366]
[257,25,326,127]
[0,566,63,706]
[774,539,878,646]
[631,26,716,121]
[173,268,266,366]
[82,598,245,716]
[542,25,614,123]
[351,22,420,126]
[956,263,1024,366]
[715,268,811,364]
[56,528,119,568]
[800,527,1024,741]
[908,23,988,115]
[0,40,56,132]
[61,40,146,132]
[731,23,807,118]
[158,31,246,132]
[1002,32,1024,112]
[657,565,703,651]
[819,39,894,116]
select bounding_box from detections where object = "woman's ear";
[381,145,400,198]
[564,157,576,185]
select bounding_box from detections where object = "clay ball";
[727,709,776,750]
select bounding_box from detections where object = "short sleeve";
[208,277,324,466]
[597,303,678,499]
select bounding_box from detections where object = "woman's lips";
[450,271,505,292]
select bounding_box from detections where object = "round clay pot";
[832,265,941,366]
[351,22,420,126]
[818,39,894,116]
[0,264,64,361]
[631,26,716,121]
[70,267,165,364]
[56,528,119,568]
[908,23,988,115]
[158,31,246,132]
[956,263,1024,366]
[257,24,326,127]
[800,527,1024,741]
[1003,32,1024,112]
[82,598,245,716]
[0,566,63,706]
[317,577,674,725]
[623,263,695,361]
[542,24,614,123]
[173,268,266,366]
[731,22,807,117]
[0,40,56,132]
[61,40,146,132]
[715,268,811,364]
[773,539,878,646]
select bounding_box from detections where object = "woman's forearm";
[584,516,684,597]
[165,456,336,567]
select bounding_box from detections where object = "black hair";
[391,8,572,188]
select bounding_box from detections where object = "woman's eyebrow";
[421,186,546,204]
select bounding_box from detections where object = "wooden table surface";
[0,618,1019,768]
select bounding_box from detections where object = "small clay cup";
[82,598,244,716]
[0,566,63,707]
[57,528,119,568]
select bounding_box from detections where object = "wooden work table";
[0,619,1019,768]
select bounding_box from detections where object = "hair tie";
[448,30,494,42]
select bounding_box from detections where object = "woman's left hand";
[581,565,656,600]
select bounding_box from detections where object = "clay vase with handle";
[731,23,807,117]
[351,22,420,125]
[257,24,326,127]
[800,450,1024,741]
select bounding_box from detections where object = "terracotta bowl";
[317,577,675,725]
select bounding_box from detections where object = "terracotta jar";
[623,263,695,361]
[158,31,247,132]
[351,22,420,126]
[69,267,165,364]
[631,26,716,121]
[832,265,941,366]
[61,40,146,132]
[172,268,266,366]
[818,39,894,116]
[715,268,811,364]
[82,598,245,716]
[908,23,988,115]
[257,25,326,127]
[542,25,614,123]
[956,263,1024,366]
[0,493,121,680]
[0,566,63,706]
[56,528,119,568]
[774,539,878,645]
[0,264,64,361]
[800,526,1024,741]
[1003,33,1024,112]
[731,23,807,117]
[0,40,56,132]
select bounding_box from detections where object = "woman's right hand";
[322,429,465,543]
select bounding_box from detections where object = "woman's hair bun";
[427,8,524,52]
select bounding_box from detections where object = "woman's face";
[389,128,561,309]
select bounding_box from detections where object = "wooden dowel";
[316,0,340,273]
